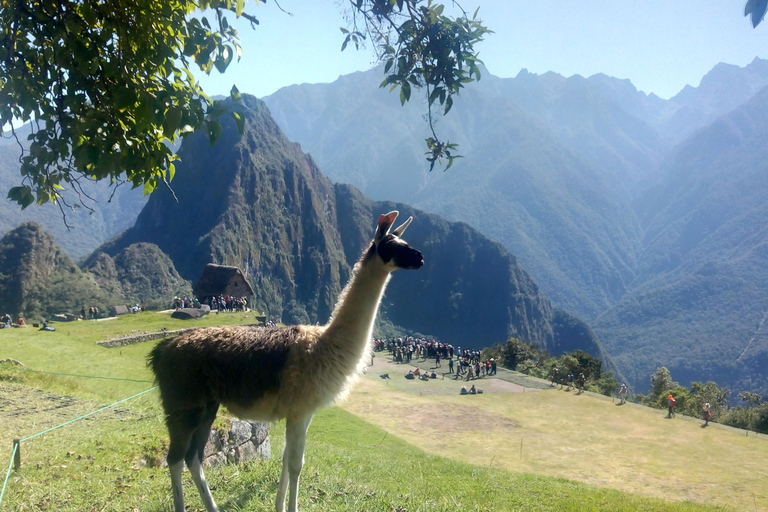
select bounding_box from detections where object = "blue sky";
[196,0,768,100]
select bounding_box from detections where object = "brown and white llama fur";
[148,211,423,512]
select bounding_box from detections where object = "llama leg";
[275,414,313,512]
[276,450,290,512]
[169,459,186,512]
[187,457,219,512]
[186,403,220,512]
[167,425,194,512]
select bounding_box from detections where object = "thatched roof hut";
[193,264,254,300]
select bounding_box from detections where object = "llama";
[148,211,423,512]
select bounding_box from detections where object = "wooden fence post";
[13,439,20,470]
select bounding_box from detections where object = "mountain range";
[3,58,768,396]
[102,96,611,361]
[0,96,610,370]
[261,58,768,396]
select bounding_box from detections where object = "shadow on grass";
[227,472,277,510]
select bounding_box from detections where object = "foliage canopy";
[0,0,489,211]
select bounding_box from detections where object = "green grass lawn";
[347,357,768,512]
[0,315,762,511]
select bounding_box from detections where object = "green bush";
[639,367,768,432]
[490,337,619,397]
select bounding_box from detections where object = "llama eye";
[377,241,395,263]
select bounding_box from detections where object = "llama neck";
[322,261,391,352]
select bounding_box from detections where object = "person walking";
[667,394,676,418]
[702,402,712,426]
[619,383,628,404]
[551,367,560,387]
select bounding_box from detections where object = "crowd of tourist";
[174,295,249,312]
[79,306,101,319]
[0,313,26,328]
[373,335,497,381]
[173,296,198,309]
[549,367,587,394]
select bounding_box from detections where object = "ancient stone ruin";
[203,419,271,467]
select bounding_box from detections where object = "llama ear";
[391,216,413,237]
[376,211,399,241]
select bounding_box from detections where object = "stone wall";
[96,328,193,348]
[203,419,271,467]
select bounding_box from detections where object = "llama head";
[371,210,424,270]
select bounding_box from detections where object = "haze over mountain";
[594,86,768,396]
[0,126,148,261]
[87,95,612,365]
[264,67,644,319]
[263,59,768,396]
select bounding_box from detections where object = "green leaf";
[400,81,411,105]
[164,106,183,139]
[8,186,35,209]
[445,154,462,170]
[230,84,241,101]
[232,111,245,134]
[167,162,175,182]
[236,0,244,17]
[207,120,223,145]
[428,86,442,106]
[746,0,768,26]
[214,46,233,73]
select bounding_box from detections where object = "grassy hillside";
[1,316,764,511]
[345,365,766,511]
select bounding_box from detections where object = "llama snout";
[402,249,424,269]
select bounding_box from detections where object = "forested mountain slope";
[88,95,611,363]
[265,68,643,319]
[594,86,768,395]
[263,60,768,396]
[0,223,189,320]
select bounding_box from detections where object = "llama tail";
[147,337,174,381]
